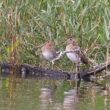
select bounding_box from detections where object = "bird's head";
[67,37,78,46]
[44,41,55,48]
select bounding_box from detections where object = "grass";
[0,0,110,70]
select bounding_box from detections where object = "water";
[0,77,110,110]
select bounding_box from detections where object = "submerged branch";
[0,61,110,81]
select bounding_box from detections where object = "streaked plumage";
[66,38,88,65]
[41,41,58,62]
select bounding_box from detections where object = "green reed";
[0,0,110,70]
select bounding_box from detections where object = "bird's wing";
[74,46,88,64]
[50,47,59,58]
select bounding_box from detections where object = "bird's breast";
[42,51,55,61]
[66,52,81,64]
[66,45,81,63]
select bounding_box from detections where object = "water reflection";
[103,84,110,110]
[0,77,110,110]
[39,87,78,110]
[39,88,53,110]
[63,89,78,110]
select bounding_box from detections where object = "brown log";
[0,61,110,81]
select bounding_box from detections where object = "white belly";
[42,51,54,61]
[66,53,81,64]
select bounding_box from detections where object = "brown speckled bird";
[66,37,88,72]
[41,41,59,67]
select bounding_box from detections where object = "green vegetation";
[0,1,110,109]
[0,0,110,70]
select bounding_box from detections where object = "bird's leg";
[51,60,55,69]
[76,63,80,73]
[75,63,81,92]
[68,63,80,87]
[51,59,59,69]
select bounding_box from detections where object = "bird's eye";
[69,38,72,41]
